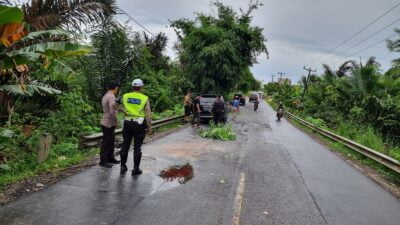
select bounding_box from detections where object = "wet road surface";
[0,101,399,225]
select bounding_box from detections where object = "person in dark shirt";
[191,94,201,128]
[212,95,225,124]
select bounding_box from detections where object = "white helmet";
[132,79,144,87]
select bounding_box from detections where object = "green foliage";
[171,1,267,95]
[153,105,184,120]
[40,90,99,140]
[387,29,400,65]
[199,121,236,141]
[0,5,23,24]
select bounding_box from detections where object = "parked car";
[199,94,228,122]
[234,93,246,106]
[249,93,258,103]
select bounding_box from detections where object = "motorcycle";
[277,108,284,121]
[253,100,259,112]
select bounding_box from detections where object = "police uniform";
[120,89,149,175]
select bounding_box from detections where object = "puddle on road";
[150,163,194,195]
[159,163,194,184]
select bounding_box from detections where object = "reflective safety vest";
[122,92,149,118]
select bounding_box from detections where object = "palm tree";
[21,0,117,31]
[322,60,353,81]
[0,5,91,126]
[347,57,381,97]
[387,28,400,66]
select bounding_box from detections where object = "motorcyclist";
[277,102,284,111]
[277,102,284,120]
[253,97,259,112]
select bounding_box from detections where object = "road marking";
[233,173,246,225]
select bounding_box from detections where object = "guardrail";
[285,111,400,174]
[79,115,185,149]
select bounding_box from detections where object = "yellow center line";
[233,173,246,225]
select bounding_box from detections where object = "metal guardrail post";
[285,111,400,174]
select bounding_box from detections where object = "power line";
[307,1,400,66]
[324,17,400,64]
[331,33,397,66]
[118,8,155,37]
[116,8,175,52]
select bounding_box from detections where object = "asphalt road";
[0,101,399,225]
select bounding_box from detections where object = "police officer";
[120,79,152,175]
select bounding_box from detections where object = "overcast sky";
[117,0,400,83]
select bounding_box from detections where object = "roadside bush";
[153,105,184,120]
[40,90,100,141]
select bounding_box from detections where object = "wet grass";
[0,147,97,187]
[0,121,185,187]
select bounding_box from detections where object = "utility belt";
[124,117,145,125]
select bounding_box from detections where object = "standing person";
[100,81,120,168]
[191,94,201,128]
[212,95,225,124]
[232,96,240,120]
[120,79,152,175]
[183,91,192,122]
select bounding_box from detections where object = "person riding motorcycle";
[277,102,284,120]
[253,97,259,112]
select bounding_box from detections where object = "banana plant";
[0,5,91,126]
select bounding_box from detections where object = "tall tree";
[171,1,268,95]
[387,28,400,66]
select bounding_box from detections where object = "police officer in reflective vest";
[120,79,152,175]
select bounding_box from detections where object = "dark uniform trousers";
[100,126,115,163]
[120,120,146,169]
[213,112,224,124]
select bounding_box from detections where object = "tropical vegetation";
[265,29,400,163]
[0,1,266,186]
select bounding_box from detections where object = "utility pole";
[302,66,316,99]
[270,74,275,83]
[303,66,316,84]
[278,72,285,80]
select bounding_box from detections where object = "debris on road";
[199,122,236,141]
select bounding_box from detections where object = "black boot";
[132,152,143,176]
[120,163,127,174]
[109,158,120,164]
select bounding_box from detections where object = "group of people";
[100,78,151,176]
[183,92,227,127]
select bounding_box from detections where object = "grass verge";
[0,146,98,187]
[0,120,185,188]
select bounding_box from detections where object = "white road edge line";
[233,173,246,225]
